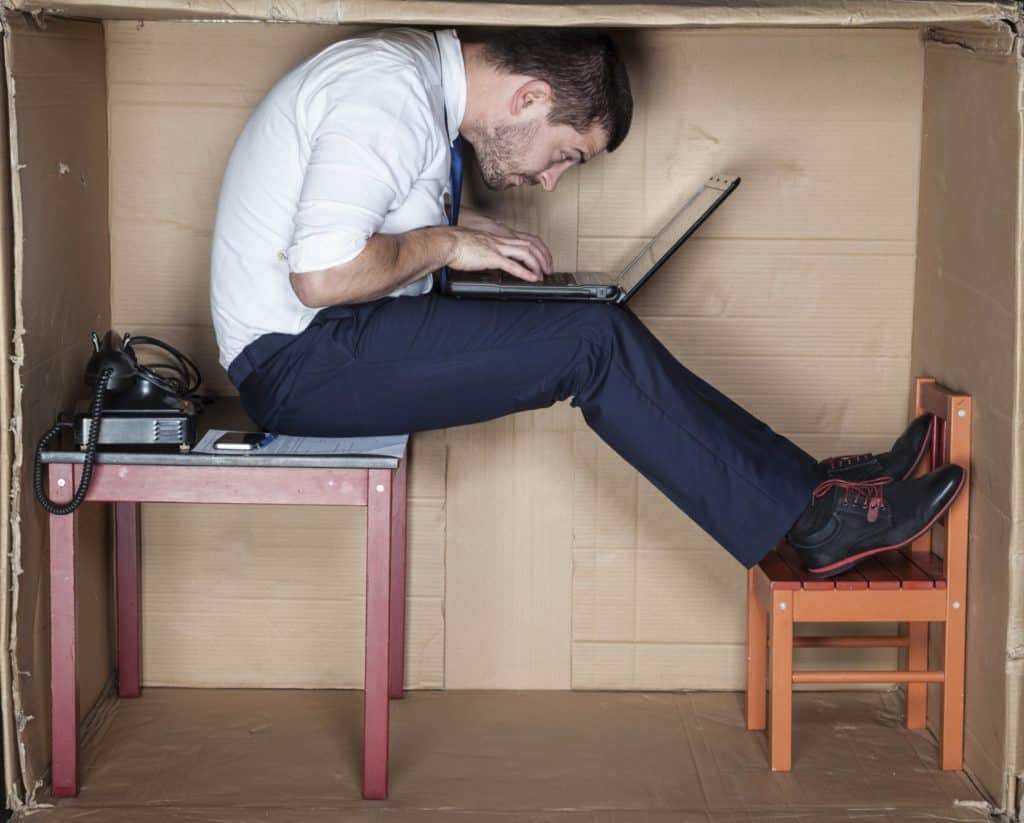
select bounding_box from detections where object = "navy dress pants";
[228,294,821,568]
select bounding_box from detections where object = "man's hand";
[456,208,554,278]
[446,226,557,282]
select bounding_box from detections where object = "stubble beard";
[474,118,540,191]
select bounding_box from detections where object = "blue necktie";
[439,136,463,292]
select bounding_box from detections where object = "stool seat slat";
[759,550,801,590]
[777,543,834,590]
[856,556,902,589]
[901,547,947,589]
[875,550,936,589]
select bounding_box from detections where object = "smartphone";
[213,431,267,451]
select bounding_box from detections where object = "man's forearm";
[290,226,454,308]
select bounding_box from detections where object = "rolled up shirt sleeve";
[287,76,433,274]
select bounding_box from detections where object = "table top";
[39,396,406,470]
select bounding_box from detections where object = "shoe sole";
[806,465,966,578]
[900,413,936,481]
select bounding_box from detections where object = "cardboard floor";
[13,689,993,822]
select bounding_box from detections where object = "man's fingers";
[497,258,540,282]
[492,237,541,271]
[524,231,557,270]
[455,228,549,281]
[514,231,554,273]
[533,239,553,274]
[483,230,553,275]
[496,241,545,277]
[487,246,541,282]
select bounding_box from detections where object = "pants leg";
[233,294,820,567]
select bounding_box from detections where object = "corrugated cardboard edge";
[1,9,27,811]
[0,10,14,814]
[1009,29,1024,822]
[0,0,1019,27]
[928,22,1020,54]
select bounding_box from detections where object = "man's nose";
[539,163,570,192]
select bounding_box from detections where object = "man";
[210,26,963,579]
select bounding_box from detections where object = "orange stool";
[746,377,971,770]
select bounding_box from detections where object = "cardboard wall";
[4,15,113,800]
[104,21,924,693]
[912,35,1023,807]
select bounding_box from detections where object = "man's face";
[472,110,607,193]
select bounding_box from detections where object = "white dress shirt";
[210,27,466,371]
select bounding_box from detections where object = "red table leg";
[388,457,408,700]
[363,469,392,800]
[48,464,79,797]
[115,502,142,698]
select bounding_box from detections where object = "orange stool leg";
[768,589,793,771]
[941,599,966,769]
[905,622,928,729]
[746,570,767,731]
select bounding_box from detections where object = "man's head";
[457,27,632,192]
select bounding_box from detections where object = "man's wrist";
[400,225,457,273]
[436,225,459,270]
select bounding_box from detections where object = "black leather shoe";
[818,413,935,484]
[787,463,965,578]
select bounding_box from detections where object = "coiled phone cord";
[33,367,113,515]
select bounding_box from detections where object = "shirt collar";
[435,28,466,145]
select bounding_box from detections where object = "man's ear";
[510,78,552,117]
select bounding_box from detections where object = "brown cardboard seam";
[997,31,1024,818]
[927,23,1019,55]
[0,9,13,815]
[1,10,28,811]
[2,0,1020,27]
[1008,35,1024,820]
[0,10,14,814]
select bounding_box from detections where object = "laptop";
[443,174,740,304]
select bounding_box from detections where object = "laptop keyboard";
[450,270,610,287]
[457,270,596,286]
[545,271,577,285]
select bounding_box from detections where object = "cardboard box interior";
[2,0,1022,814]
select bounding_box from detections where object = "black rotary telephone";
[34,331,206,515]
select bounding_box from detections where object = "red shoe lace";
[811,476,894,523]
[824,451,873,469]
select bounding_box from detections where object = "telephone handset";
[34,331,205,515]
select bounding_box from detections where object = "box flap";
[3,0,1020,27]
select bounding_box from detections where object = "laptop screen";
[615,175,740,298]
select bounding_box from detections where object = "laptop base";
[445,279,621,302]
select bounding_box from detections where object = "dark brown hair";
[459,27,633,152]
